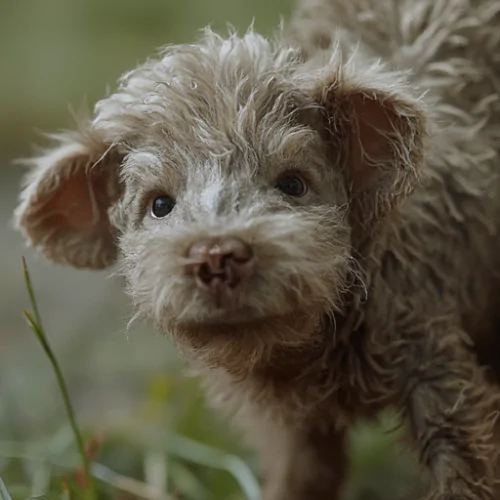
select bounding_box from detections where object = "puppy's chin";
[162,307,324,375]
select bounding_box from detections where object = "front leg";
[252,419,348,500]
[384,322,498,500]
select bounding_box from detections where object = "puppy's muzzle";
[185,237,254,310]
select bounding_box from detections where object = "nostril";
[185,237,254,290]
[222,237,253,264]
[197,262,217,285]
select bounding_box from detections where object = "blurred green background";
[0,1,424,499]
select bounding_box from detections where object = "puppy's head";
[15,29,426,373]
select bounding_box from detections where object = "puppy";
[14,0,500,498]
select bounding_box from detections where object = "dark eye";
[276,173,308,197]
[151,195,176,218]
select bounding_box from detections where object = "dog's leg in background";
[382,322,499,500]
[256,422,348,500]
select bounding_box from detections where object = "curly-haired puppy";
[14,0,500,498]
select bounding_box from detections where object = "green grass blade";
[22,257,42,327]
[22,258,96,500]
[0,475,12,500]
[126,429,260,500]
[91,463,173,500]
[166,433,260,500]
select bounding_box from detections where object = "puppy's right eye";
[151,195,176,218]
[276,173,308,197]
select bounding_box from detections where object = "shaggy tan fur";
[13,0,500,498]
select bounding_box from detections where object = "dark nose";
[185,237,254,309]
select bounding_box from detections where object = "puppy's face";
[15,30,426,371]
[118,89,351,331]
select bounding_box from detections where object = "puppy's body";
[14,0,500,499]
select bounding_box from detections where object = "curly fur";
[13,0,500,499]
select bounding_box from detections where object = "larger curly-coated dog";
[14,0,500,499]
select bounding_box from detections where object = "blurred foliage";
[0,0,291,152]
[1,1,425,499]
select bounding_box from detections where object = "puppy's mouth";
[176,271,298,328]
[180,305,272,327]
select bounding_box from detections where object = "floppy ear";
[311,67,427,236]
[14,124,124,269]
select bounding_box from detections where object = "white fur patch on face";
[197,165,226,215]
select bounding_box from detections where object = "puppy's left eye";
[276,173,308,197]
[151,195,176,218]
